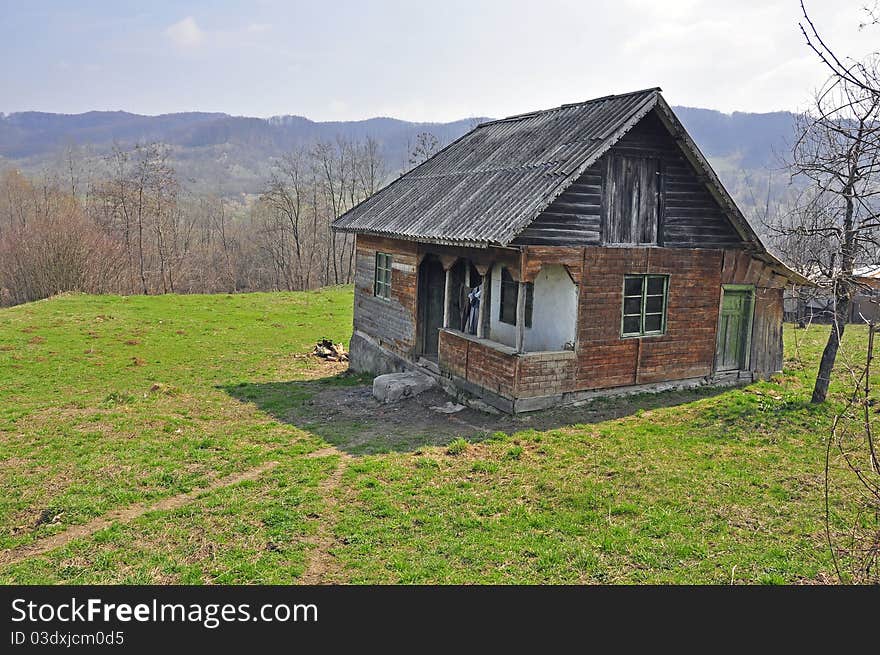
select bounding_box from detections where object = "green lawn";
[0,289,869,583]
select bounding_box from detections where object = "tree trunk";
[811,297,850,403]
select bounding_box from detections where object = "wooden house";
[332,88,808,412]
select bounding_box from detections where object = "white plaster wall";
[489,264,578,351]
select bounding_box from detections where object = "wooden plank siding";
[575,246,723,390]
[513,162,603,246]
[604,153,659,244]
[353,235,788,408]
[352,234,420,358]
[720,249,788,377]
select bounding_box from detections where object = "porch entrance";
[417,256,445,357]
[716,287,754,371]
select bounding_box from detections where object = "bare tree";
[261,150,309,289]
[799,0,879,98]
[772,72,880,403]
[0,134,389,305]
[823,323,880,583]
[407,131,439,168]
[0,172,124,305]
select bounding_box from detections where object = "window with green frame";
[374,252,392,299]
[621,274,668,337]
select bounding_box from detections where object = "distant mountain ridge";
[0,105,799,203]
[0,110,482,159]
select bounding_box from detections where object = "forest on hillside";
[0,135,421,305]
[0,106,805,307]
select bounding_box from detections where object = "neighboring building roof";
[854,265,880,279]
[332,87,809,285]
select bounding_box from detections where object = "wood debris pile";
[312,338,349,362]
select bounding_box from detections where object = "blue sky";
[1,0,877,121]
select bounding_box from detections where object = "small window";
[499,267,533,327]
[622,274,668,337]
[374,252,392,299]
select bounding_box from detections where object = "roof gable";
[331,88,808,285]
[332,88,661,247]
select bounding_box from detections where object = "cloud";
[165,17,204,48]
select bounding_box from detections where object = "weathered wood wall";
[719,249,788,377]
[354,239,789,404]
[353,234,419,357]
[439,330,518,399]
[574,246,723,390]
[514,162,604,245]
[514,110,743,250]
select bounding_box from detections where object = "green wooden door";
[716,289,753,371]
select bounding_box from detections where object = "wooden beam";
[439,254,458,271]
[515,280,526,353]
[443,267,452,328]
[477,267,489,339]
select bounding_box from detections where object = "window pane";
[624,277,643,296]
[623,316,641,334]
[644,314,662,332]
[375,252,392,298]
[501,294,516,324]
[524,282,534,328]
[647,276,665,295]
[623,297,642,315]
[499,268,517,325]
[645,295,664,313]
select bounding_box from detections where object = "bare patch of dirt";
[294,384,722,454]
[294,386,502,453]
[298,449,351,585]
[0,461,279,568]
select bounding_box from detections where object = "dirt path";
[299,448,351,584]
[0,461,279,568]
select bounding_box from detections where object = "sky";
[1,0,878,122]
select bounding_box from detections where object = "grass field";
[0,289,870,583]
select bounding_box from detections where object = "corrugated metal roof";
[855,265,880,279]
[331,88,810,286]
[332,88,662,247]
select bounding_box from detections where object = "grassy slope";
[0,289,866,583]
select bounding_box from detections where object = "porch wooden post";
[443,267,452,328]
[477,267,489,339]
[515,280,526,353]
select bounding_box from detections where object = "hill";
[0,110,484,195]
[0,289,864,583]
[0,106,798,203]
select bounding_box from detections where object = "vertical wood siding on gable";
[604,153,659,244]
[611,112,742,249]
[514,110,743,249]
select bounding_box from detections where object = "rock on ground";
[372,372,436,404]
